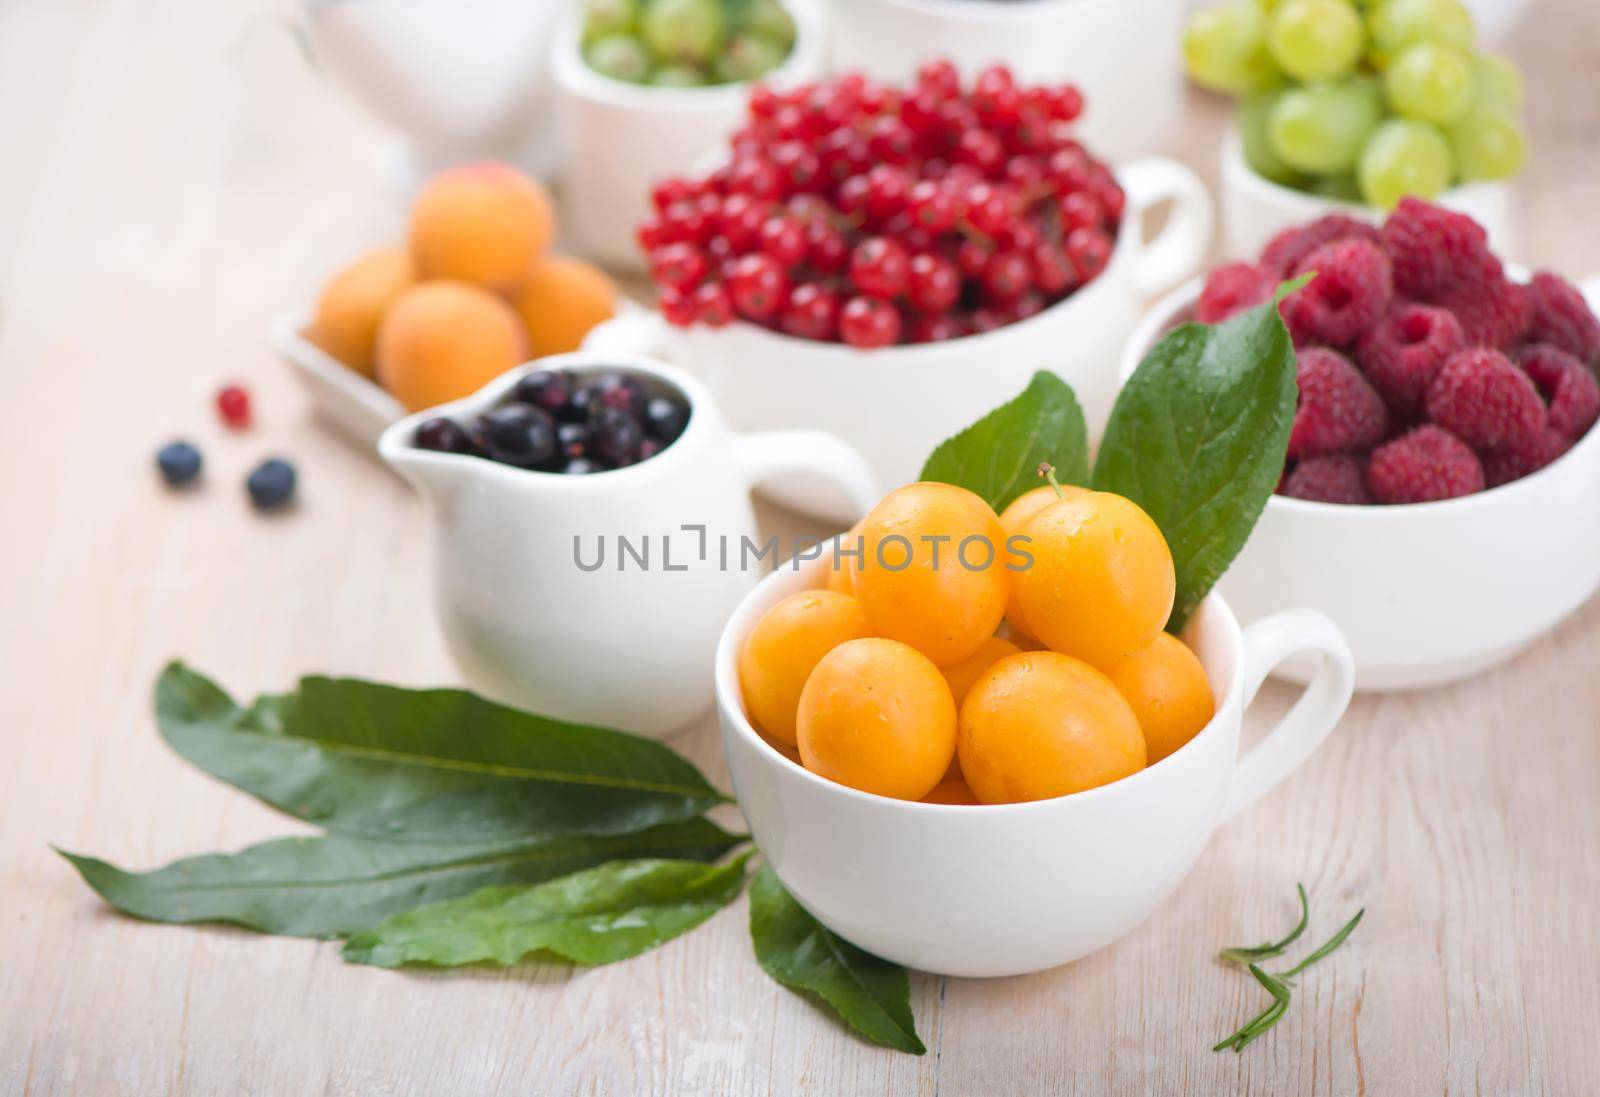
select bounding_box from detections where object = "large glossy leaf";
[748,866,925,1055]
[920,371,1090,512]
[155,663,727,845]
[1092,288,1301,631]
[344,854,751,968]
[58,819,743,938]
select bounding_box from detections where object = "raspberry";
[1425,348,1546,451]
[1282,455,1370,504]
[1289,347,1389,459]
[1481,428,1573,488]
[1366,425,1485,503]
[1432,274,1531,349]
[1196,262,1277,324]
[1379,197,1497,299]
[1354,303,1465,416]
[1525,272,1600,365]
[1280,239,1393,348]
[1261,214,1380,278]
[1514,344,1600,439]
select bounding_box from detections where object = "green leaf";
[920,371,1090,513]
[748,865,925,1055]
[57,818,743,939]
[155,663,726,845]
[1092,290,1300,631]
[344,854,751,968]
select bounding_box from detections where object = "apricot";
[1103,632,1214,764]
[738,590,871,748]
[959,651,1146,804]
[1013,491,1176,670]
[940,635,1021,710]
[308,247,416,377]
[515,255,617,357]
[824,522,863,595]
[376,281,528,411]
[797,638,957,801]
[408,162,554,292]
[999,484,1090,641]
[854,482,1009,666]
[921,770,980,805]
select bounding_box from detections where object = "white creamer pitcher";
[378,355,879,738]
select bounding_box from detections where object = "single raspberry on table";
[1196,262,1278,324]
[1379,197,1498,299]
[1289,347,1389,459]
[1431,274,1531,349]
[1366,425,1485,503]
[1280,239,1393,347]
[1261,214,1381,278]
[1355,302,1465,416]
[1425,348,1546,451]
[1481,428,1574,488]
[1282,454,1371,504]
[1514,343,1600,439]
[1525,271,1600,365]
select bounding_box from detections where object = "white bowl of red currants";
[583,62,1213,524]
[1118,201,1600,691]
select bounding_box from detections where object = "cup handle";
[1120,156,1214,299]
[732,430,881,523]
[1220,609,1355,823]
[581,311,671,358]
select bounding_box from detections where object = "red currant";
[849,236,911,299]
[1066,227,1113,281]
[693,281,735,327]
[780,282,841,341]
[719,193,767,251]
[964,183,1018,238]
[759,217,808,268]
[907,253,960,312]
[955,239,994,280]
[839,296,902,349]
[972,66,1021,128]
[659,286,698,327]
[651,177,694,212]
[728,253,790,320]
[660,200,710,243]
[864,165,911,224]
[908,312,964,343]
[983,249,1033,303]
[954,129,1004,176]
[1059,191,1105,233]
[917,59,960,99]
[908,181,956,232]
[748,84,780,119]
[649,243,709,290]
[806,222,850,274]
[770,140,823,194]
[727,157,782,199]
[217,384,251,429]
[1031,243,1079,296]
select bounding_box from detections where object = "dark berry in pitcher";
[481,404,558,468]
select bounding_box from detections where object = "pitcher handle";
[732,430,881,524]
[1221,609,1355,823]
[1120,156,1214,299]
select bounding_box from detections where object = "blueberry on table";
[481,404,559,468]
[246,458,297,511]
[413,417,479,455]
[643,395,689,443]
[155,440,202,487]
[511,369,573,413]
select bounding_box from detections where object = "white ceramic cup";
[1119,274,1600,692]
[1220,128,1517,263]
[379,355,880,738]
[551,0,827,272]
[716,559,1355,977]
[583,156,1212,524]
[824,0,1187,165]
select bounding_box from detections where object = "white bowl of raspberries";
[584,61,1212,523]
[1120,198,1600,692]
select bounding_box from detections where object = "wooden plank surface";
[2,1,1598,1093]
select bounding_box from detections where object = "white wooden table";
[3,2,1598,1093]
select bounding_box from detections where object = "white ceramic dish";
[551,0,827,272]
[716,558,1355,977]
[379,354,879,739]
[1220,128,1517,262]
[1119,274,1600,692]
[583,156,1212,524]
[824,0,1186,165]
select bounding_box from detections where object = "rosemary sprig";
[1212,887,1364,1053]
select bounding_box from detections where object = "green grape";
[1383,42,1475,123]
[741,0,797,48]
[1357,118,1453,208]
[1448,107,1527,180]
[584,33,651,82]
[713,33,789,83]
[641,0,726,65]
[583,0,639,41]
[1240,90,1311,187]
[1310,174,1364,202]
[1471,53,1524,110]
[1267,0,1365,82]
[1368,0,1476,58]
[650,63,709,87]
[1267,79,1382,176]
[1183,2,1283,95]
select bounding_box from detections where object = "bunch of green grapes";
[1183,0,1526,208]
[583,0,797,88]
